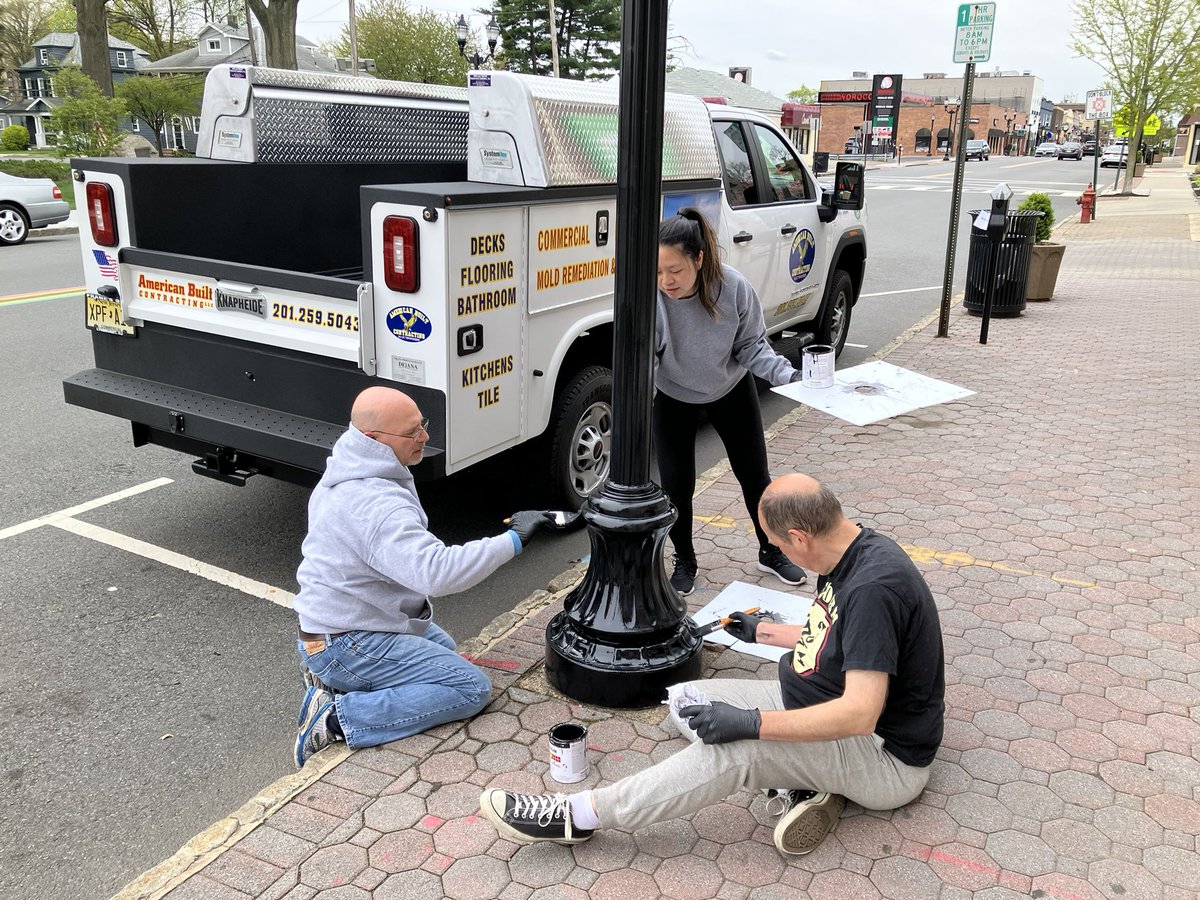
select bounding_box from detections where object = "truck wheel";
[815,270,854,358]
[0,203,30,246]
[546,365,612,510]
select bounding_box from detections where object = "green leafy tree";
[330,0,466,84]
[786,85,817,104]
[47,65,126,155]
[108,0,197,59]
[115,73,200,153]
[0,0,74,83]
[489,0,620,80]
[1071,0,1200,194]
[245,0,298,69]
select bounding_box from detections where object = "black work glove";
[679,701,761,744]
[723,611,767,643]
[507,510,554,546]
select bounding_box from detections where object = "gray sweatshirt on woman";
[293,425,517,636]
[655,264,798,404]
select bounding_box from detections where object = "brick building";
[817,98,1029,158]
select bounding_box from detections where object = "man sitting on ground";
[479,473,945,856]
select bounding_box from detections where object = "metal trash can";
[813,152,830,175]
[963,209,1042,317]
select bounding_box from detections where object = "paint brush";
[695,606,761,637]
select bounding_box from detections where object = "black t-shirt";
[777,527,945,767]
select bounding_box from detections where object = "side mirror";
[831,161,864,210]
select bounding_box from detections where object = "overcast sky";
[295,0,1108,103]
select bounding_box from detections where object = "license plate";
[85,292,135,336]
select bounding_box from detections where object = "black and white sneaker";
[478,790,594,845]
[771,789,845,855]
[757,546,807,586]
[670,555,698,596]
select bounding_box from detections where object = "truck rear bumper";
[63,369,446,484]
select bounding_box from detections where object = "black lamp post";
[545,0,703,708]
[929,114,935,156]
[1004,111,1015,156]
[456,14,500,68]
[943,99,959,161]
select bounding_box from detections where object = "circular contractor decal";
[788,229,816,283]
[386,306,433,343]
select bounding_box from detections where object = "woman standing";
[654,207,808,596]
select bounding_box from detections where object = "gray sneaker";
[772,790,845,855]
[757,546,807,586]
[294,688,337,768]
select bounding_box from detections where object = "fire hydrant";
[1077,182,1096,224]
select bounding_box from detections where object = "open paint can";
[802,344,835,388]
[548,722,589,783]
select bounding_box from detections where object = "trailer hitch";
[191,447,259,486]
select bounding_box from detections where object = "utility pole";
[547,0,560,77]
[243,0,258,66]
[349,0,359,76]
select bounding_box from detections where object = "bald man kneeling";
[292,387,551,768]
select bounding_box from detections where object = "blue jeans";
[297,624,491,749]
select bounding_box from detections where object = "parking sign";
[1085,89,1113,121]
[954,3,996,64]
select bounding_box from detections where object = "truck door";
[743,122,825,332]
[711,120,776,293]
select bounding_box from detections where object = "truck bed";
[77,158,466,276]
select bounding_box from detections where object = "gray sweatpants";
[591,678,932,832]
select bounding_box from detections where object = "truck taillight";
[383,216,419,293]
[86,182,119,247]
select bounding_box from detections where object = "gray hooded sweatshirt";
[655,264,798,404]
[293,425,517,636]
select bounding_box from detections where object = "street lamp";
[1003,111,1015,156]
[456,13,500,68]
[943,98,959,161]
[929,114,935,156]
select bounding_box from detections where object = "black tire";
[814,269,854,358]
[0,202,30,246]
[545,365,612,511]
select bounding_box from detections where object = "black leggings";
[653,372,772,561]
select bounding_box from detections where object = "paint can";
[801,344,835,388]
[548,722,589,783]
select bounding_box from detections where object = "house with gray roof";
[144,19,356,78]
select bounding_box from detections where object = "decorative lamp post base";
[545,484,704,708]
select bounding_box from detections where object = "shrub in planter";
[1018,192,1064,300]
[1,124,31,151]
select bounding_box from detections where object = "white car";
[0,171,71,246]
[1034,142,1060,157]
[1100,144,1129,168]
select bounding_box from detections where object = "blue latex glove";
[679,701,761,744]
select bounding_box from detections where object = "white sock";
[569,791,601,830]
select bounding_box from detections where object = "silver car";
[0,171,71,246]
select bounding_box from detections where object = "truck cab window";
[714,122,760,207]
[753,124,812,203]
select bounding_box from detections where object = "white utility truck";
[64,67,867,508]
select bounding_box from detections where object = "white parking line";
[0,478,174,541]
[51,517,295,609]
[861,285,941,298]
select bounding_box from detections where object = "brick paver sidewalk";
[141,174,1198,900]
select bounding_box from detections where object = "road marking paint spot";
[50,517,295,608]
[902,543,1095,587]
[692,514,742,530]
[0,477,173,541]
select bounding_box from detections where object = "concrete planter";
[1026,242,1065,301]
[1134,161,1146,177]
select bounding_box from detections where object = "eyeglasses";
[372,418,430,441]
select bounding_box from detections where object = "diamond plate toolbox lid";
[466,71,721,188]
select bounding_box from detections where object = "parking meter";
[979,183,1013,345]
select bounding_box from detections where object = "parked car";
[1058,141,1083,160]
[0,172,70,246]
[1081,140,1098,156]
[965,139,990,161]
[1100,144,1129,168]
[1034,142,1060,157]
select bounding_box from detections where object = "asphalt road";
[0,155,1095,899]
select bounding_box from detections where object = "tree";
[0,0,74,83]
[488,0,620,80]
[108,0,196,59]
[244,0,297,69]
[115,72,200,152]
[330,0,466,84]
[73,0,114,95]
[786,85,817,104]
[1072,0,1200,193]
[47,65,126,154]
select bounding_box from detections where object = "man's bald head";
[351,386,418,434]
[759,474,844,539]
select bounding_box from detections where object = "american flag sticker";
[92,249,119,280]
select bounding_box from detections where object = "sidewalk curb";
[109,290,965,900]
